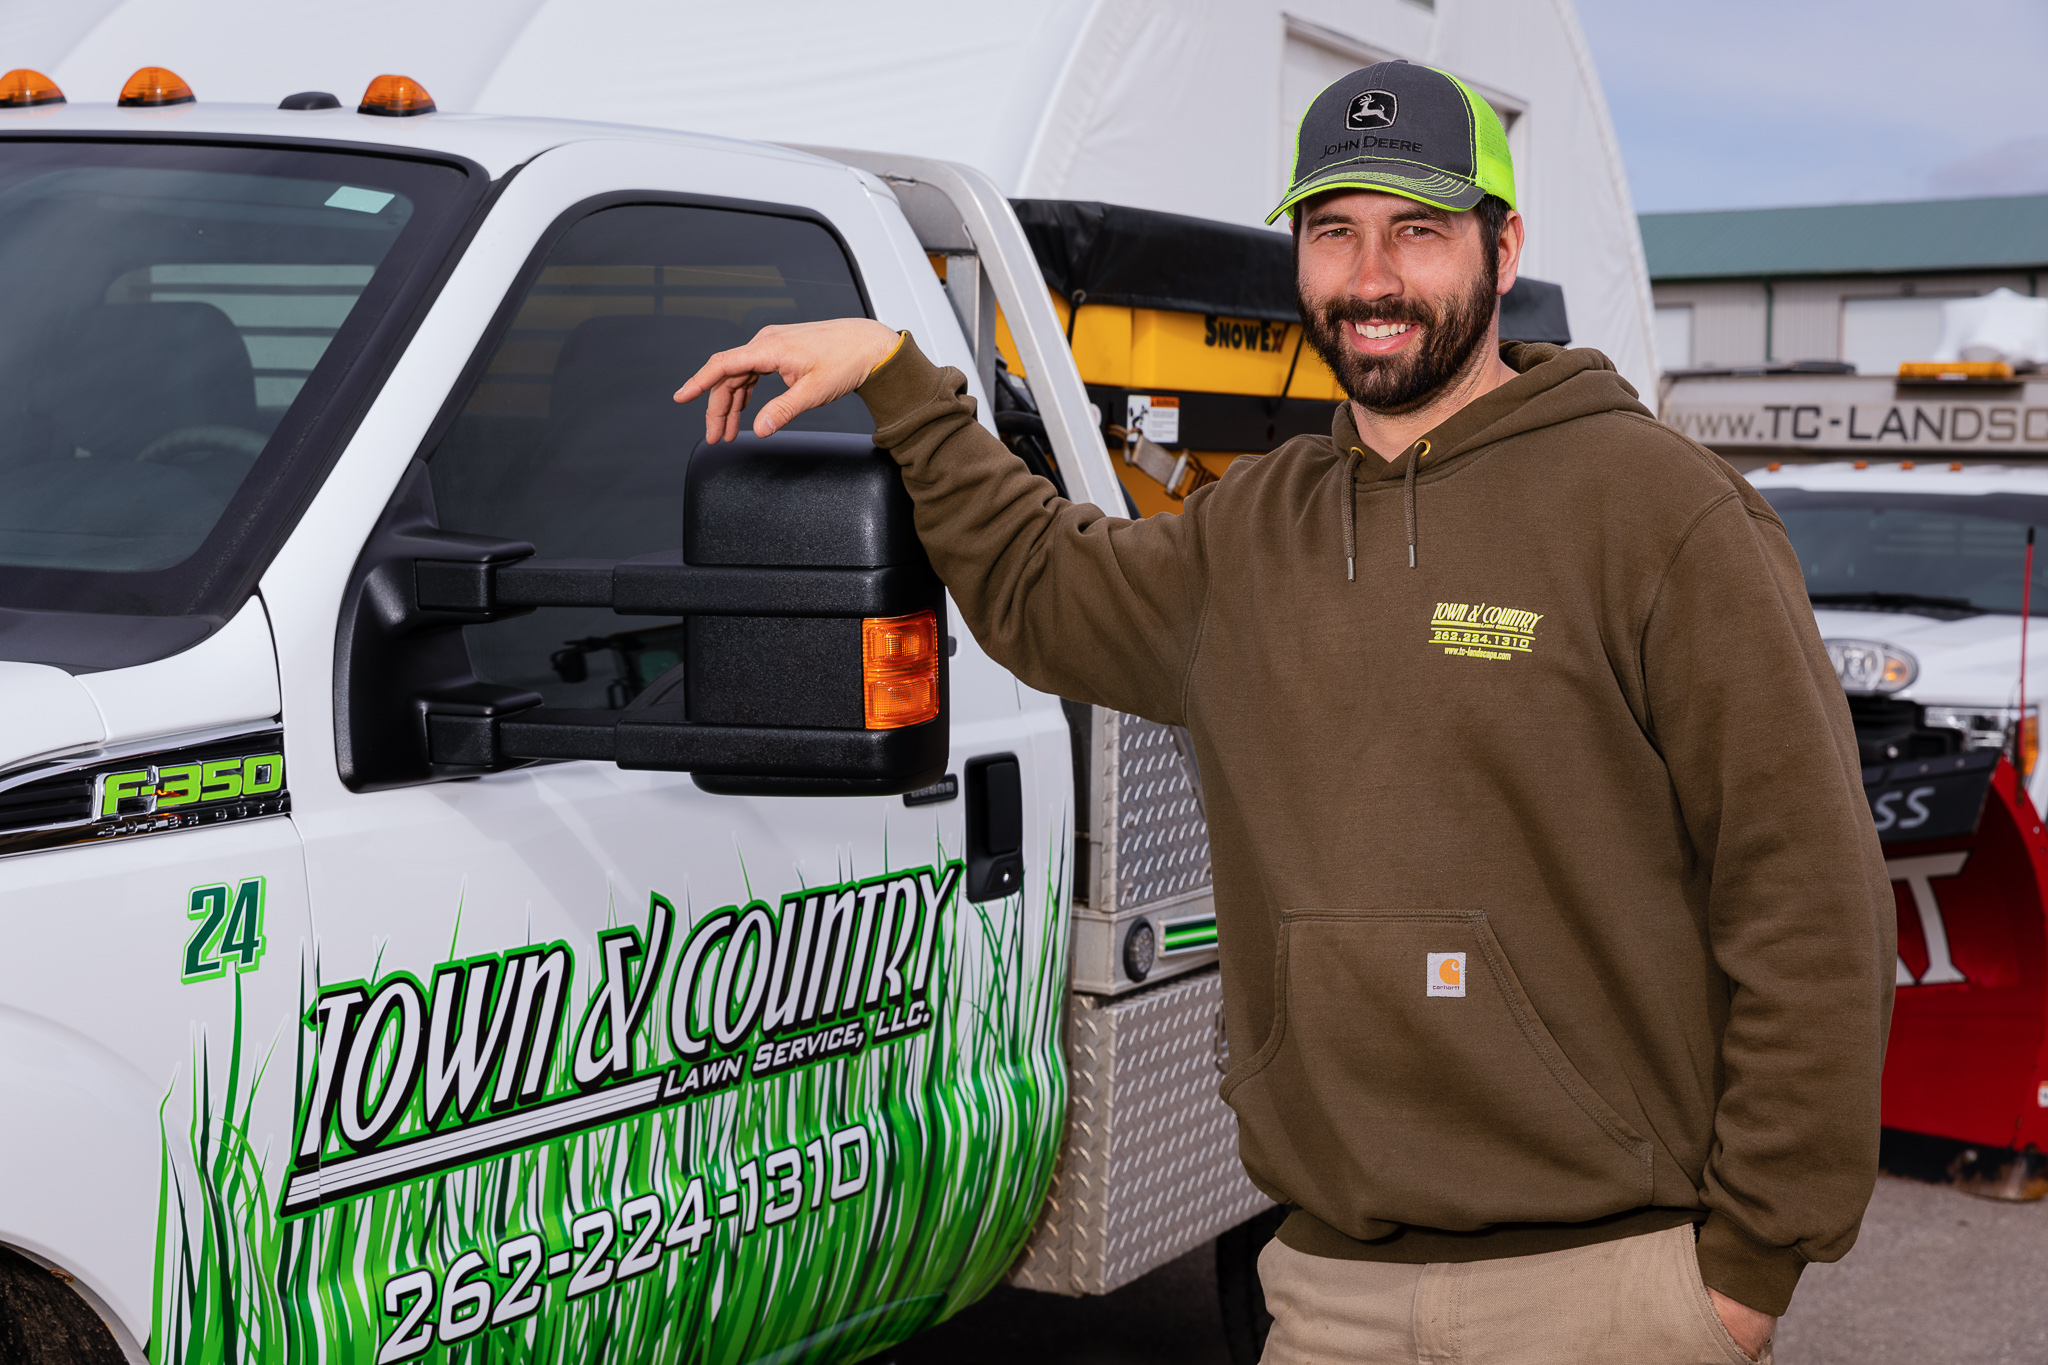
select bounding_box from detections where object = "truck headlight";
[1825,639,1918,694]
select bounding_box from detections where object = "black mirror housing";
[663,431,949,794]
[678,432,932,736]
[684,433,928,568]
[337,432,948,797]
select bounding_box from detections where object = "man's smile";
[1350,319,1419,354]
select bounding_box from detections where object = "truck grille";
[1848,696,1964,767]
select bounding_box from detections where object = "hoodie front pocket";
[1222,908,1652,1237]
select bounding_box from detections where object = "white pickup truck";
[1745,459,2048,1192]
[0,77,1270,1365]
[1745,461,2046,815]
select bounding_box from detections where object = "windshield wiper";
[1808,591,1985,618]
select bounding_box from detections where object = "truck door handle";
[966,753,1023,902]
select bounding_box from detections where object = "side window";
[429,203,871,708]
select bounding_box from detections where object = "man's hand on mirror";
[674,318,902,444]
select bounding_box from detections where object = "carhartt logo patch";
[1347,90,1398,130]
[1427,952,1465,998]
[1430,602,1544,663]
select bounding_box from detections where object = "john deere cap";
[1269,61,1515,224]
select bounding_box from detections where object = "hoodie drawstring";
[1342,447,1361,580]
[1342,439,1430,579]
[1405,439,1428,569]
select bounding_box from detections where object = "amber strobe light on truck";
[0,69,64,106]
[358,74,435,116]
[863,610,942,729]
[118,67,194,106]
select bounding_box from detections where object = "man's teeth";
[1353,321,1414,340]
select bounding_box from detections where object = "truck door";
[256,142,1070,1365]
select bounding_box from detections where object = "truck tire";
[0,1246,125,1365]
[1216,1205,1287,1365]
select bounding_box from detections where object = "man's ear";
[1495,209,1526,298]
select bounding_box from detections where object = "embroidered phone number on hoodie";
[1430,601,1545,661]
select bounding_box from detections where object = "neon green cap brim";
[1266,161,1486,225]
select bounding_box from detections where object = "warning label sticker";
[1127,394,1180,444]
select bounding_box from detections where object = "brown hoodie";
[857,336,1894,1315]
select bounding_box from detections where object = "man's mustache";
[1315,295,1439,330]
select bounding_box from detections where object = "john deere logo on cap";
[1347,90,1397,130]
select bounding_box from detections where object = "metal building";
[1644,194,2048,375]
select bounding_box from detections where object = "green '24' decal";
[182,878,267,983]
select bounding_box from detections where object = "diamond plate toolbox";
[1067,702,1219,994]
[1090,705,1210,907]
[1008,967,1272,1295]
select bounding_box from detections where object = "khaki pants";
[1258,1224,1769,1365]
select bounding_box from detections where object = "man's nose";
[1344,241,1403,303]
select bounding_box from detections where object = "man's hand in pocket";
[1709,1287,1776,1360]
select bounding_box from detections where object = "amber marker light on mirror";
[0,70,64,107]
[118,67,193,106]
[358,74,435,117]
[862,610,941,729]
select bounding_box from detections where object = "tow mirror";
[336,432,947,796]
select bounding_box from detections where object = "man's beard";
[1297,259,1500,416]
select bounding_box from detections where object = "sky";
[1573,0,2048,215]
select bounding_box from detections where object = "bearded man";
[678,60,1892,1365]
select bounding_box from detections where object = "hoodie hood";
[1330,344,1655,574]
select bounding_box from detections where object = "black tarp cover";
[1498,277,1570,346]
[1009,198,1570,344]
[1012,199,1299,323]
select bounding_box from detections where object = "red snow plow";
[1876,752,2048,1197]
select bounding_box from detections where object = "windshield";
[0,140,473,651]
[1762,490,2048,615]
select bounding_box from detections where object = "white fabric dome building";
[1,0,1656,393]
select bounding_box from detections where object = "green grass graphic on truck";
[153,832,1069,1363]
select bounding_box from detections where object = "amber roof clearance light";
[862,610,942,730]
[118,66,194,107]
[0,69,64,107]
[359,74,435,117]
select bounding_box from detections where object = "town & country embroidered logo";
[1429,601,1545,662]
